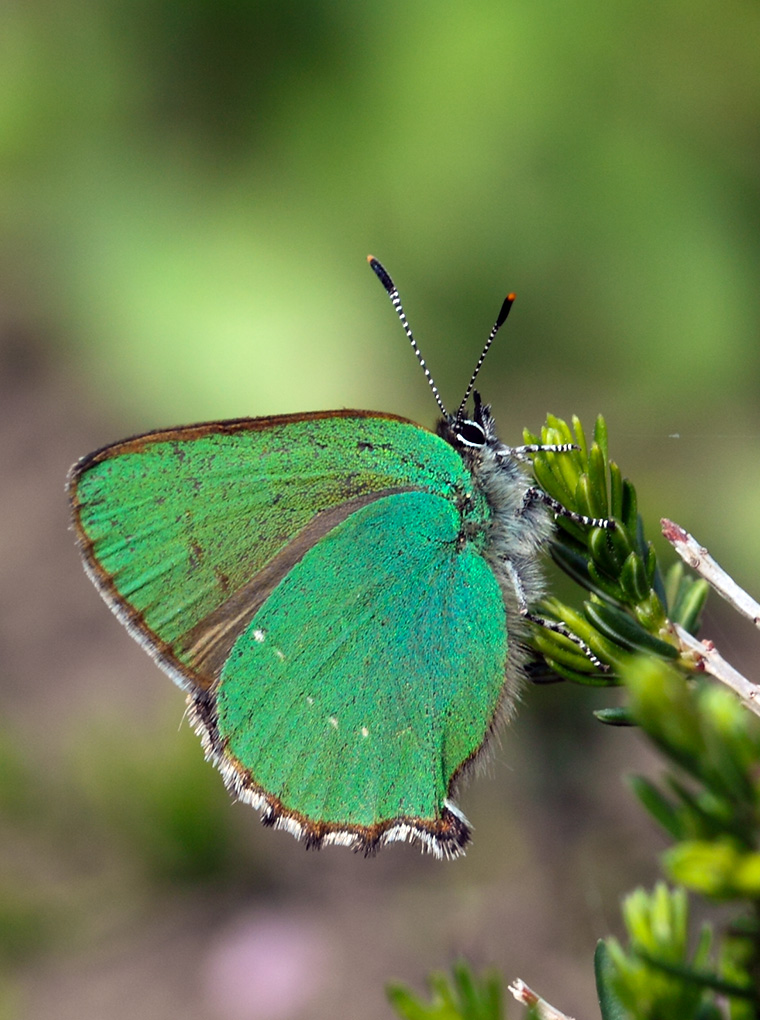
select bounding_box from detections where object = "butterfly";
[68,257,608,859]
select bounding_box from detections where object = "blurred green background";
[2,1,759,1018]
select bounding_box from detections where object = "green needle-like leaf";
[595,940,632,1020]
[594,706,636,726]
[628,775,685,840]
[584,601,679,659]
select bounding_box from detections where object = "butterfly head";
[438,390,498,454]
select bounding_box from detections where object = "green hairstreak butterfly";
[68,257,609,858]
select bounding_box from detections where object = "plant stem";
[672,622,760,718]
[507,979,576,1020]
[662,518,760,628]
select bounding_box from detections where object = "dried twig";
[507,978,576,1020]
[672,622,760,718]
[660,518,760,716]
[662,519,760,627]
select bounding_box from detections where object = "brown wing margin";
[71,409,419,468]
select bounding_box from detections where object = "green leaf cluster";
[592,658,760,1017]
[597,883,756,1020]
[530,417,760,1016]
[627,661,760,878]
[522,414,708,693]
[388,961,507,1020]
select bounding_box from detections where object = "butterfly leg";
[502,556,608,671]
[520,486,615,531]
[504,442,579,465]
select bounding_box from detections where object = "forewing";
[201,490,508,858]
[69,411,472,694]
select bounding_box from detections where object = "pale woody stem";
[661,518,760,717]
[673,622,760,719]
[662,518,760,628]
[507,978,576,1020]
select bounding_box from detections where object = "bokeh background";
[2,2,759,1018]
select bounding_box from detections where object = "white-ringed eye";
[455,420,486,448]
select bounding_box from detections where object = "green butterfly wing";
[69,411,511,857]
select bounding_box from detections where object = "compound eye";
[455,419,486,448]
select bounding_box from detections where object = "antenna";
[454,292,515,425]
[367,256,449,419]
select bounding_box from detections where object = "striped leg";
[502,557,608,671]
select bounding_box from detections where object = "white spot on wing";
[253,629,266,642]
[361,726,369,738]
[329,716,339,729]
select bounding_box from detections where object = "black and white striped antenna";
[368,256,516,425]
[367,256,449,419]
[453,291,515,426]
